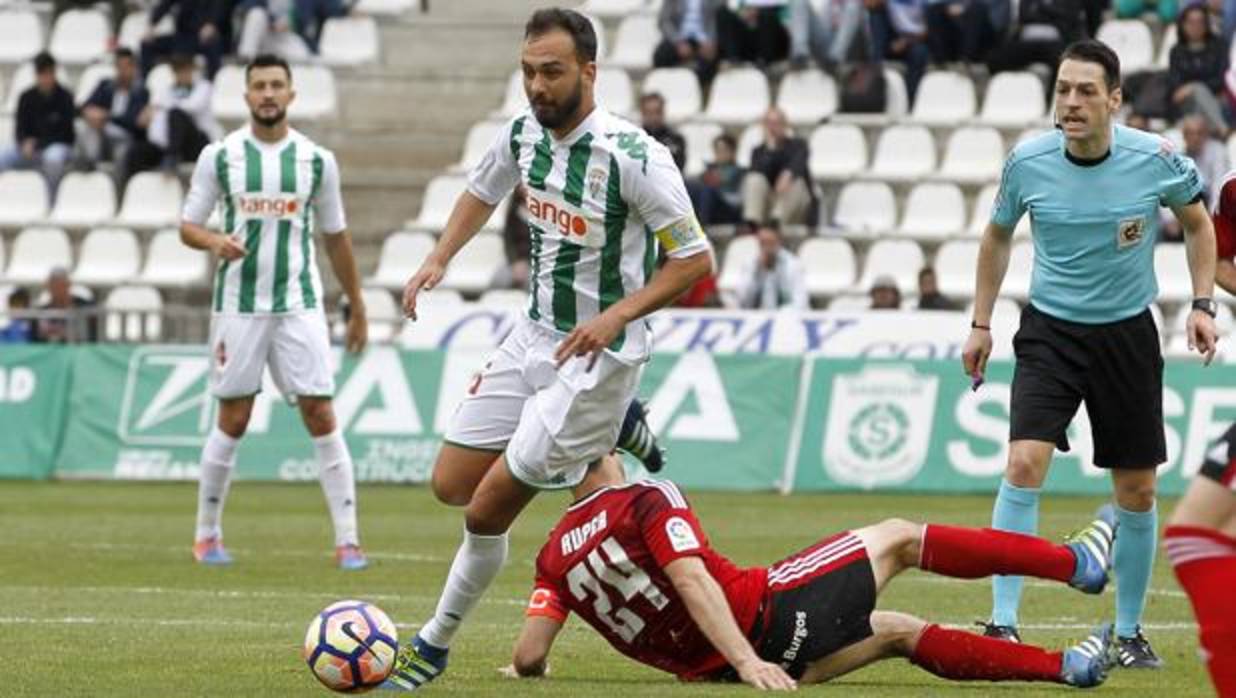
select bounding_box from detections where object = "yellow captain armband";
[653,216,706,254]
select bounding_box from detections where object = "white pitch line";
[0,584,528,607]
[935,620,1196,632]
[899,574,1187,598]
[53,541,445,563]
[0,616,538,632]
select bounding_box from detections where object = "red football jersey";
[1213,172,1236,261]
[526,480,767,680]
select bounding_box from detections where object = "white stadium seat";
[5,227,72,284]
[49,172,117,227]
[145,63,174,98]
[48,9,109,65]
[908,71,976,126]
[828,294,872,311]
[340,287,400,343]
[1097,20,1154,73]
[935,240,981,298]
[478,288,528,309]
[0,115,11,151]
[0,10,43,64]
[608,13,657,70]
[936,126,1004,184]
[968,182,1030,237]
[104,285,162,341]
[75,62,115,105]
[5,62,70,115]
[809,124,867,180]
[833,181,895,236]
[116,172,182,228]
[897,182,966,240]
[641,67,701,123]
[138,229,209,288]
[868,125,935,182]
[288,65,338,120]
[74,227,141,286]
[410,175,468,232]
[496,69,527,118]
[1155,243,1194,302]
[369,231,435,289]
[679,121,723,177]
[579,0,647,17]
[440,232,503,293]
[964,296,1022,325]
[210,65,246,120]
[117,11,174,52]
[0,171,49,227]
[777,69,837,126]
[595,66,634,117]
[320,16,379,66]
[1157,24,1176,70]
[454,120,504,173]
[717,234,758,304]
[856,239,925,294]
[354,0,415,13]
[704,68,770,126]
[735,122,763,168]
[978,71,1047,128]
[797,237,856,297]
[1003,240,1035,298]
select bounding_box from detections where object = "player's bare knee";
[1113,477,1157,511]
[869,611,927,657]
[431,466,472,507]
[1005,450,1046,487]
[216,402,252,438]
[299,401,336,436]
[876,518,924,565]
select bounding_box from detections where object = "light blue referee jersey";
[991,124,1203,324]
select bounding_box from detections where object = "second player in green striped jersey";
[468,106,710,363]
[183,127,346,315]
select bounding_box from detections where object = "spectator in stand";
[35,268,97,344]
[0,52,75,199]
[1182,114,1231,206]
[985,0,1081,80]
[76,48,149,187]
[718,0,791,67]
[127,54,222,175]
[237,0,352,62]
[653,0,723,87]
[787,0,864,71]
[742,107,813,225]
[917,267,958,310]
[0,288,34,344]
[737,222,809,309]
[923,0,1009,66]
[140,0,226,80]
[689,133,745,224]
[639,92,687,171]
[1168,5,1230,138]
[864,0,929,105]
[869,274,902,309]
[496,185,532,290]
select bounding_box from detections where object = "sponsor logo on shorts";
[665,516,699,552]
[561,510,608,555]
[780,611,809,667]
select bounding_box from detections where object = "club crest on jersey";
[236,193,301,220]
[587,167,607,200]
[528,192,590,238]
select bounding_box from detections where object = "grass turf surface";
[0,482,1211,696]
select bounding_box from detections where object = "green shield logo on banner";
[824,365,938,488]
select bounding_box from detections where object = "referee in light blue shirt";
[963,39,1220,667]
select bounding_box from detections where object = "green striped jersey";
[468,107,710,362]
[183,126,346,315]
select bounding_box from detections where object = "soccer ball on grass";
[303,600,398,693]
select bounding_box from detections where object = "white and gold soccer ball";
[303,600,398,693]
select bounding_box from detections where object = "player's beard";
[251,104,287,129]
[531,77,583,131]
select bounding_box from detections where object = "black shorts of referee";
[1010,303,1165,469]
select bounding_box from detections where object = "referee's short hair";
[1060,39,1121,92]
[524,7,598,64]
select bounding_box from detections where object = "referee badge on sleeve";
[1116,216,1145,249]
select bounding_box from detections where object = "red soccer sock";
[919,524,1074,582]
[1164,525,1236,698]
[910,623,1063,683]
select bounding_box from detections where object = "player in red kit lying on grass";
[503,456,1116,690]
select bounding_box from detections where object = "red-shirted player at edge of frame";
[502,455,1120,691]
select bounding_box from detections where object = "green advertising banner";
[0,345,73,479]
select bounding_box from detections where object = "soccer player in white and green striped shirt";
[179,54,370,571]
[384,8,714,691]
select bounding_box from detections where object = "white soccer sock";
[314,429,360,547]
[419,529,509,649]
[194,427,239,541]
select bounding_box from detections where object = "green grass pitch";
[0,482,1211,696]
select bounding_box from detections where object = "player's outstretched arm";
[323,231,367,353]
[503,615,563,678]
[402,190,496,320]
[961,222,1013,384]
[1176,200,1220,364]
[664,557,797,691]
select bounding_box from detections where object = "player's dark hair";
[33,51,55,74]
[1060,39,1121,91]
[524,7,597,64]
[246,53,293,83]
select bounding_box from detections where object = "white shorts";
[209,311,335,400]
[444,316,642,490]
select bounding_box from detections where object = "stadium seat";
[896,182,966,240]
[75,62,115,105]
[210,65,246,120]
[1155,243,1194,302]
[341,287,400,343]
[608,13,657,70]
[964,296,1022,325]
[868,125,935,182]
[116,172,182,228]
[679,121,722,177]
[1003,240,1035,298]
[354,0,415,13]
[138,229,209,288]
[409,175,468,232]
[5,62,70,115]
[0,171,49,226]
[641,67,701,123]
[978,71,1047,128]
[49,172,117,227]
[808,124,867,181]
[0,9,42,64]
[478,288,527,309]
[579,0,647,16]
[936,126,1004,184]
[704,68,770,126]
[288,65,338,120]
[74,227,141,286]
[834,68,908,124]
[48,9,109,65]
[104,285,162,341]
[596,66,635,117]
[908,71,976,126]
[5,227,72,284]
[968,183,1030,237]
[146,62,174,98]
[320,16,379,66]
[1096,20,1154,73]
[584,14,607,60]
[827,293,872,311]
[935,240,980,298]
[777,69,837,126]
[833,181,895,236]
[856,239,925,293]
[454,120,504,173]
[1156,24,1176,70]
[797,237,856,297]
[440,232,503,293]
[368,230,435,289]
[0,115,10,151]
[717,233,758,303]
[414,287,465,313]
[735,122,764,168]
[496,69,527,118]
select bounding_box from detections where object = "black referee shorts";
[1009,304,1165,469]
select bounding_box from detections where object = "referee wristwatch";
[1192,297,1218,318]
